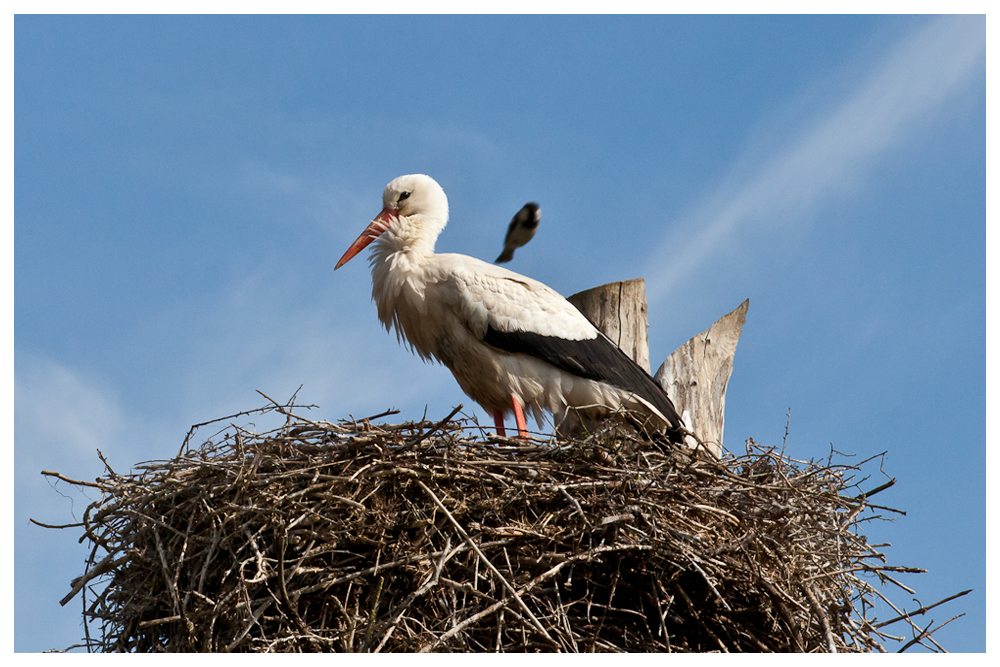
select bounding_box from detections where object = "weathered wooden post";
[654,300,748,459]
[567,279,747,458]
[566,278,651,373]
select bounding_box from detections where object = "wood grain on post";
[654,299,749,459]
[567,278,650,373]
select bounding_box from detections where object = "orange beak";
[335,207,398,270]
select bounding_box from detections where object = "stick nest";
[49,404,954,652]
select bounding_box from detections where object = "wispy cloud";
[236,159,375,238]
[15,354,127,471]
[644,15,985,306]
[125,257,457,428]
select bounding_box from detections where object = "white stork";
[335,174,683,440]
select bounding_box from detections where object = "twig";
[416,480,560,650]
[781,408,791,458]
[897,618,944,653]
[559,486,590,526]
[802,582,837,653]
[853,477,896,500]
[397,404,464,453]
[60,553,129,606]
[30,518,85,529]
[41,470,110,491]
[362,408,402,422]
[177,403,281,457]
[688,558,731,611]
[875,589,973,629]
[256,389,325,430]
[419,559,574,653]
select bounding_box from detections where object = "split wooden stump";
[568,278,748,458]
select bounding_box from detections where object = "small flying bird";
[335,174,683,441]
[495,202,540,263]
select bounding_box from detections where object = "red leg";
[511,396,529,439]
[493,410,506,437]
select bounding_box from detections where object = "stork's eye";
[398,191,412,202]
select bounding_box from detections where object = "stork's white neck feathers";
[366,175,450,352]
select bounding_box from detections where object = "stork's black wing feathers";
[482,324,682,431]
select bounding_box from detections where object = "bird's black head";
[519,202,541,229]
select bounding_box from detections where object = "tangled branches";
[44,404,965,652]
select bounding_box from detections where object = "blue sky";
[13,14,985,652]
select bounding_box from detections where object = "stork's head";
[335,174,449,270]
